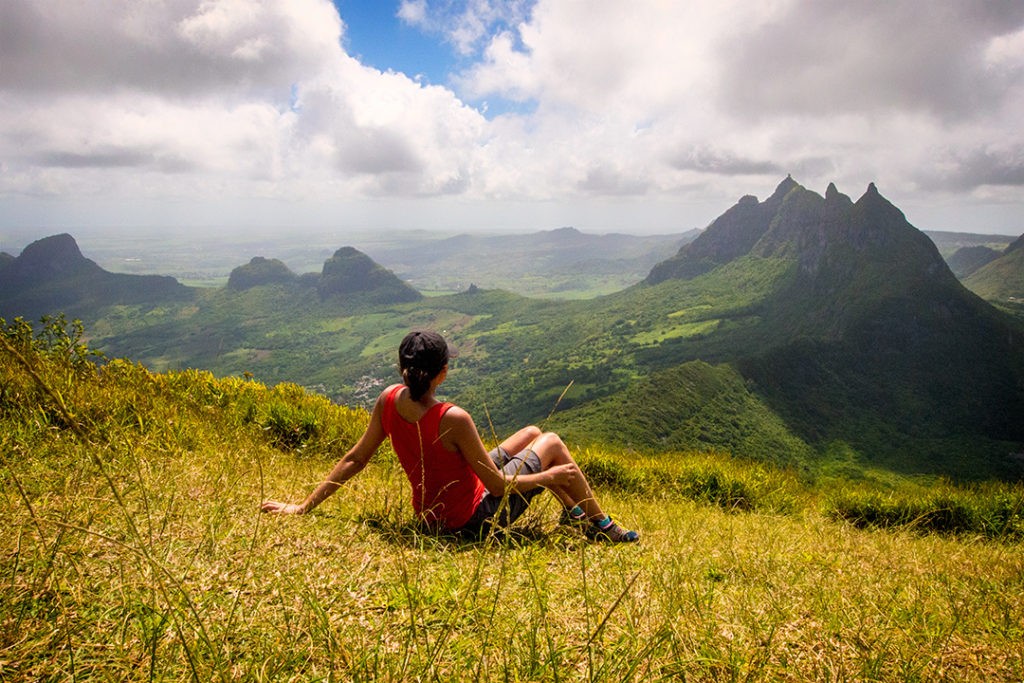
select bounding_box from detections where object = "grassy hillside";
[963,235,1024,312]
[81,228,1023,481]
[551,361,816,470]
[3,318,1024,681]
[53,228,691,299]
[0,234,193,321]
[8,184,1023,483]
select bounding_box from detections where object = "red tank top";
[380,385,486,529]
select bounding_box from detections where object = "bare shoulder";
[375,384,402,405]
[439,404,478,439]
[441,403,473,424]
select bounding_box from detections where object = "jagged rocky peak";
[823,182,852,211]
[647,176,955,286]
[644,176,803,284]
[3,233,99,283]
[852,180,911,227]
[18,233,86,267]
[768,174,800,201]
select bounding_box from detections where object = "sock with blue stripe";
[590,515,639,543]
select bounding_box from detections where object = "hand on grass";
[261,500,304,514]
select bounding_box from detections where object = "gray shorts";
[458,446,544,536]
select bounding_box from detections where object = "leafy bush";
[826,484,1024,539]
[575,448,801,514]
[2,317,367,458]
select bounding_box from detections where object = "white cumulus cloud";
[2,0,1024,234]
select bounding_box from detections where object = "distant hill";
[947,246,1001,278]
[924,230,1014,260]
[222,247,421,303]
[17,187,1022,481]
[0,236,423,323]
[0,233,193,320]
[963,233,1024,307]
[317,247,421,304]
[227,257,298,290]
[556,178,1024,478]
[369,227,696,297]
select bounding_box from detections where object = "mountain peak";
[0,233,191,319]
[853,181,908,227]
[3,233,96,285]
[769,175,800,202]
[645,181,792,284]
[824,182,852,210]
[317,246,421,304]
[18,233,86,268]
[227,256,297,290]
[648,178,955,297]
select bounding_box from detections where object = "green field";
[2,318,1023,681]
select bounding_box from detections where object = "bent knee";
[522,425,542,441]
[535,432,570,461]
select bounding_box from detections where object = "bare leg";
[530,432,605,520]
[497,425,541,456]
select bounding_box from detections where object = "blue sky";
[1,1,1023,238]
[333,1,452,86]
[332,1,535,118]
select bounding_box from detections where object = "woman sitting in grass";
[262,329,639,542]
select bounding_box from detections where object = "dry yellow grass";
[4,438,1023,681]
[2,322,1022,681]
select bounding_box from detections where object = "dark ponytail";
[402,366,434,401]
[398,330,450,402]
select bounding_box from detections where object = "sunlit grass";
[2,317,1023,681]
[629,319,721,344]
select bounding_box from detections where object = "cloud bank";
[1,0,1023,233]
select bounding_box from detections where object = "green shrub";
[575,448,800,514]
[826,485,1024,539]
[2,318,368,459]
[675,466,754,511]
[260,397,322,451]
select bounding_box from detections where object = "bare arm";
[261,391,388,515]
[443,407,578,496]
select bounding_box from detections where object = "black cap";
[399,330,449,374]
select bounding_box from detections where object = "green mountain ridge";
[227,256,297,290]
[963,233,1024,309]
[0,233,193,319]
[3,180,1022,480]
[652,180,1023,476]
[947,245,1001,278]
